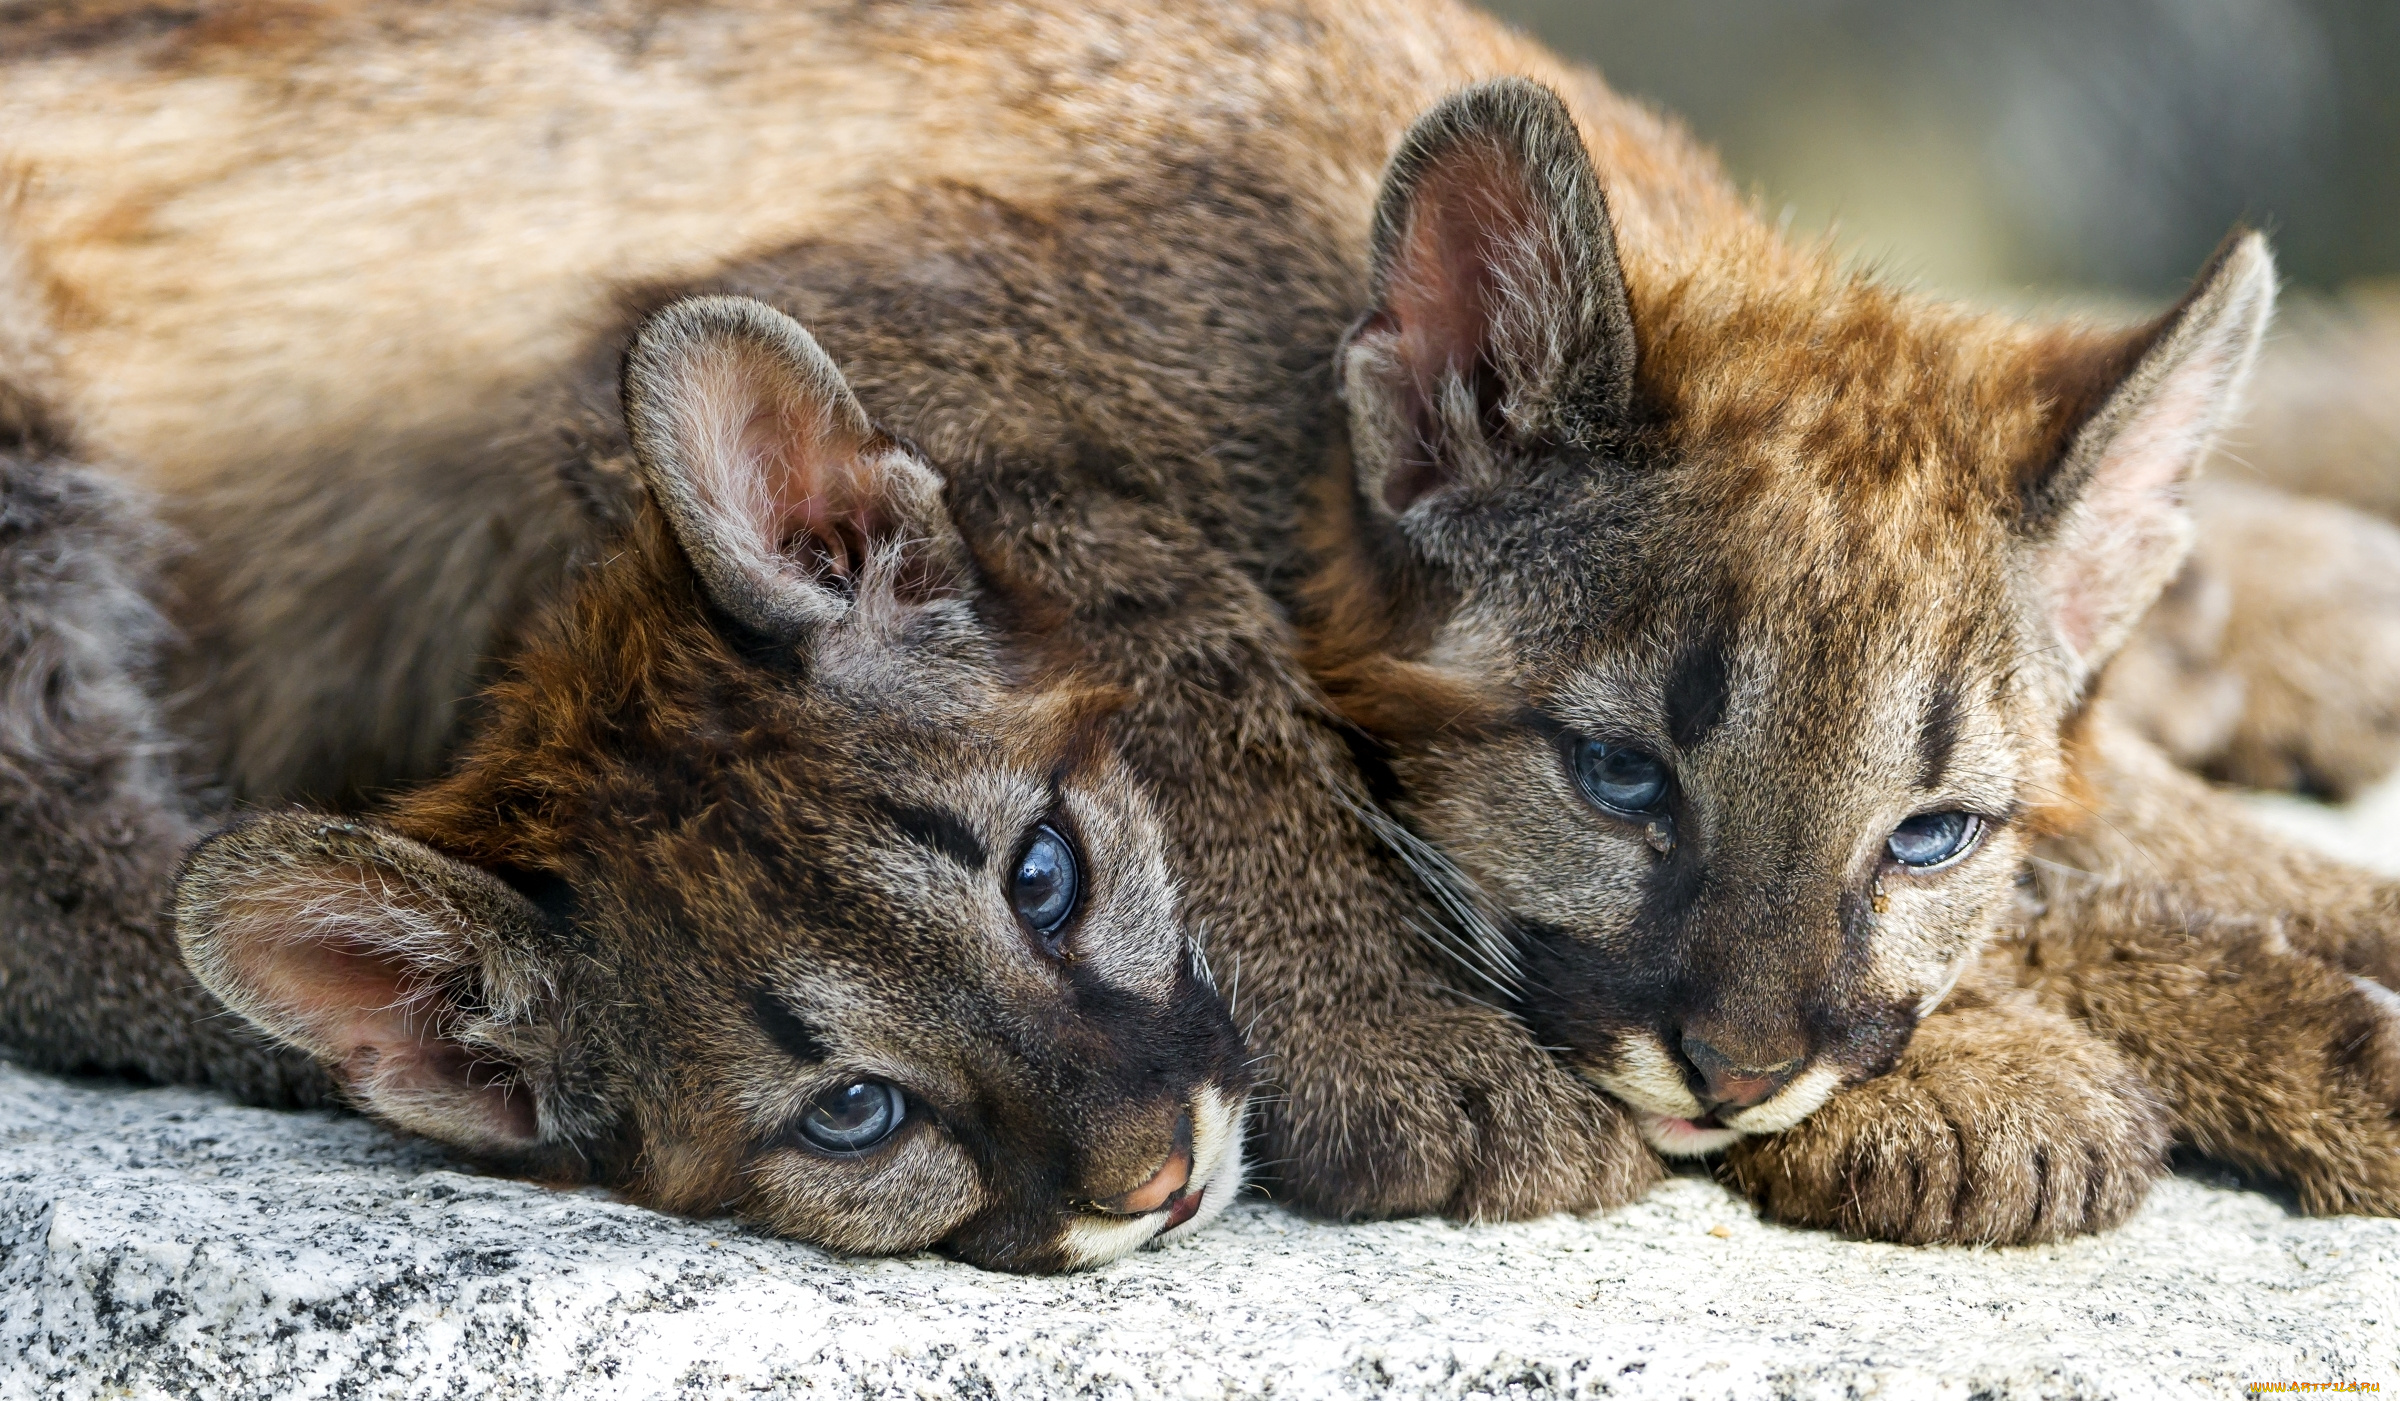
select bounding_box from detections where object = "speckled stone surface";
[2,1059,2396,1401]
[6,779,2400,1401]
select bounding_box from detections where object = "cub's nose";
[1679,1033,1801,1111]
[1092,1112,1193,1215]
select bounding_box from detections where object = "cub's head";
[1313,80,2271,1156]
[176,298,1249,1272]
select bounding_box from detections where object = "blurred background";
[1484,0,2397,301]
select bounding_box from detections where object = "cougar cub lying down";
[5,0,2396,1247]
[0,294,1249,1272]
[1300,80,2400,1235]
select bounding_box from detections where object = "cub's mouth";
[1640,1111,1741,1157]
[1059,1085,1248,1267]
[1594,1036,1849,1158]
[1153,1090,1247,1247]
[1630,1083,1841,1155]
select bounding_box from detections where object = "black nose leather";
[1680,1034,1800,1111]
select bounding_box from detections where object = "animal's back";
[1,0,1758,800]
[2,1,961,795]
[1,0,1743,491]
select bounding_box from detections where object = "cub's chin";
[1637,1113,1746,1157]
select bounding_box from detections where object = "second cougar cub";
[2,294,1249,1272]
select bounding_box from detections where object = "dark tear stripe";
[750,987,832,1065]
[1916,675,1965,791]
[1663,617,1733,751]
[883,802,989,873]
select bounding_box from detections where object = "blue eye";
[1887,812,1982,869]
[1011,822,1080,940]
[796,1080,905,1155]
[1573,737,1670,813]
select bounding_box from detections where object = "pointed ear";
[621,295,962,638]
[175,814,561,1158]
[1342,77,1637,519]
[2021,232,2276,690]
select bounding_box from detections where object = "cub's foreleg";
[2003,718,2400,1215]
[0,423,327,1104]
[1718,976,2169,1245]
[2012,910,2400,1217]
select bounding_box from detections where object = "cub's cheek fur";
[737,1132,990,1260]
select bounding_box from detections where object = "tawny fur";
[2097,290,2400,802]
[1,0,2393,1240]
[0,424,329,1104]
[2106,479,2400,800]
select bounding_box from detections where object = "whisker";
[1329,783,1523,996]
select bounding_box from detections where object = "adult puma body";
[5,0,2395,1235]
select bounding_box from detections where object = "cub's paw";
[1720,998,2168,1245]
[1262,1007,1661,1222]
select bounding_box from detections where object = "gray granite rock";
[2,1058,2395,1401]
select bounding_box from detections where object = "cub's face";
[176,298,1249,1272]
[461,615,1249,1269]
[1370,457,2060,1153]
[541,632,1247,1269]
[468,614,1248,1266]
[1322,80,2272,1154]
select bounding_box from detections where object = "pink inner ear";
[243,924,538,1147]
[741,406,886,583]
[1386,144,1550,398]
[1369,141,1570,514]
[2088,347,2225,505]
[2046,340,2237,658]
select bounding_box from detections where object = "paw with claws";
[1720,992,2168,1245]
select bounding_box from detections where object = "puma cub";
[1304,80,2400,1237]
[0,292,1249,1272]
